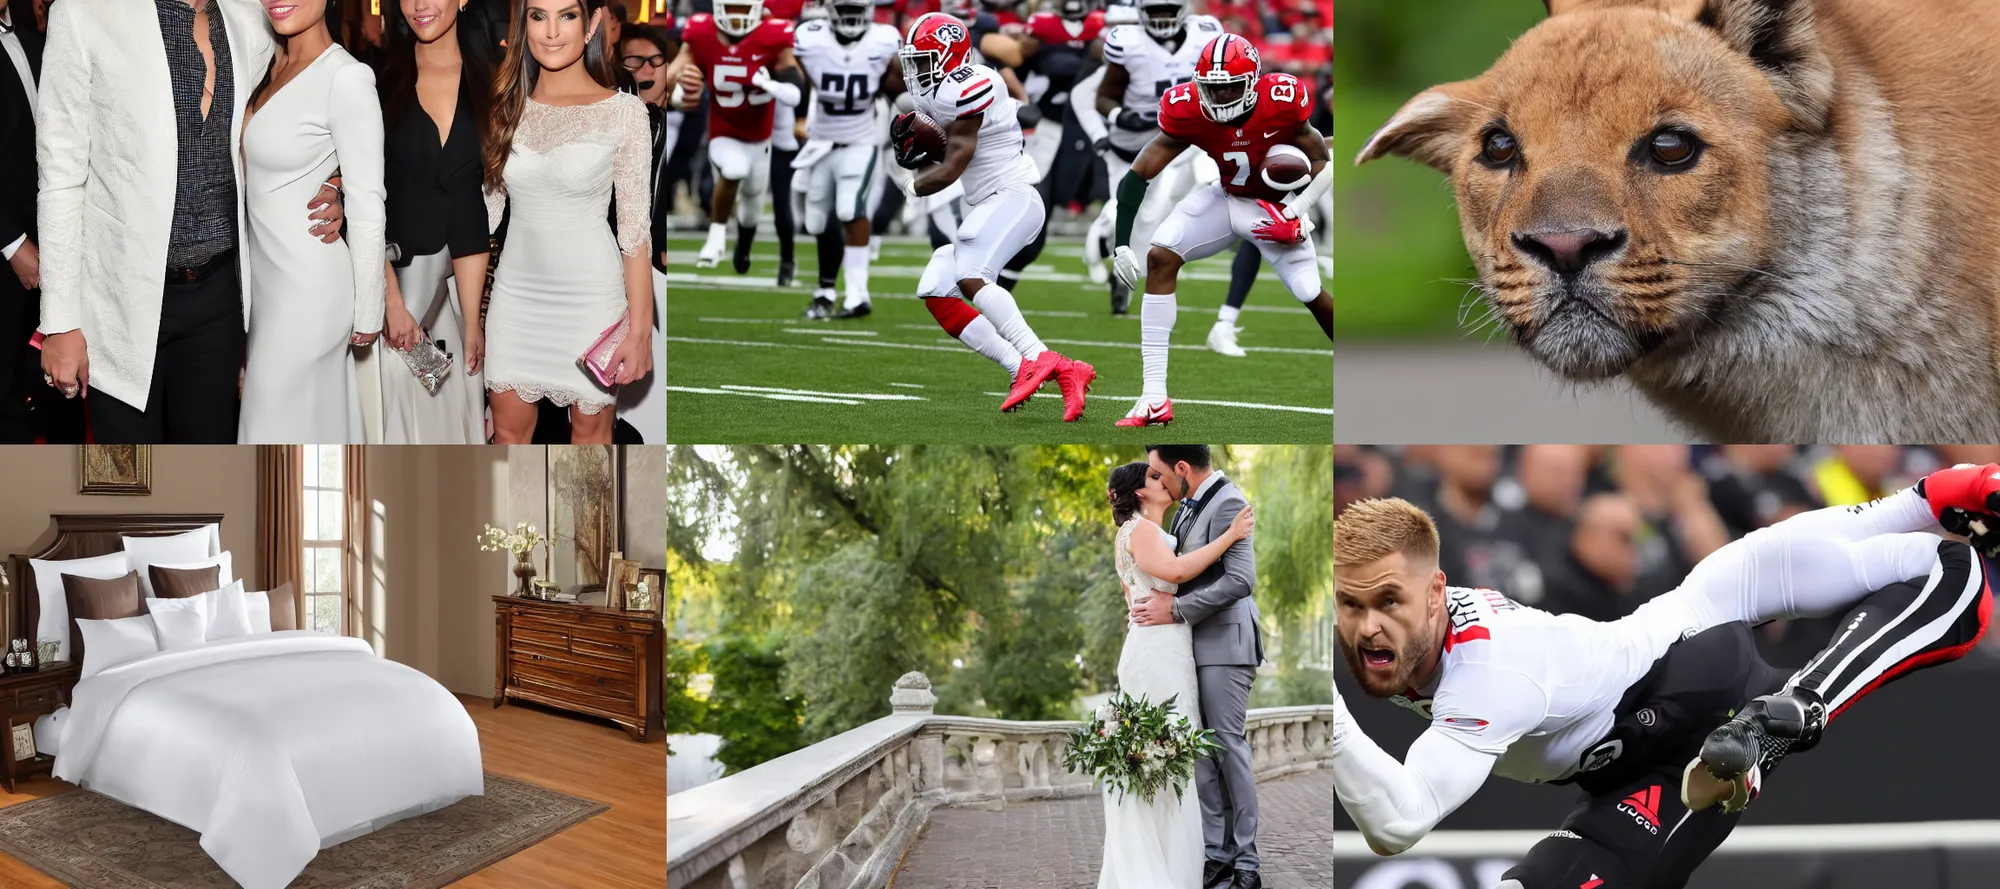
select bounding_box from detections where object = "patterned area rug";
[0,774,607,888]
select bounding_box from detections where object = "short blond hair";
[1335,498,1440,567]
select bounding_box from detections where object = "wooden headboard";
[7,514,225,659]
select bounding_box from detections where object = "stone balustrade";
[668,672,1332,889]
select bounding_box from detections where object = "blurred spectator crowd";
[1335,445,2000,667]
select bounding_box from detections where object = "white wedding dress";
[1100,518,1204,889]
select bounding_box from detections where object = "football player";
[1110,34,1333,427]
[794,0,905,320]
[893,12,1095,422]
[664,0,806,273]
[1089,0,1223,311]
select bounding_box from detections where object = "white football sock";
[958,315,1022,376]
[842,245,871,307]
[1217,304,1241,326]
[1140,291,1177,401]
[971,283,1046,361]
[704,222,727,250]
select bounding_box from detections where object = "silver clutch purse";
[396,331,452,395]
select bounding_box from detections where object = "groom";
[1131,444,1264,889]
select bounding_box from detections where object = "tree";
[704,634,806,773]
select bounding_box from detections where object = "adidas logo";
[1617,785,1662,834]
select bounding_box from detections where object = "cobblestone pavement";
[888,772,1332,889]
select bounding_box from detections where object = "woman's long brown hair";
[483,0,616,191]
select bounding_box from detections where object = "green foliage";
[1062,692,1219,805]
[1333,1,1552,338]
[783,539,951,741]
[704,635,806,774]
[664,637,710,739]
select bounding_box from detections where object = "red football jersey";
[764,0,806,19]
[683,14,797,142]
[1158,72,1314,202]
[1025,10,1103,48]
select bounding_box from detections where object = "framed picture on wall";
[78,445,152,495]
[546,446,622,589]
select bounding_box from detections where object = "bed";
[9,514,485,889]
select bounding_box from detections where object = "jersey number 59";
[713,64,775,109]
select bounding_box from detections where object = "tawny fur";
[1359,0,2000,443]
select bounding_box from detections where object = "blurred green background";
[1334,0,1548,338]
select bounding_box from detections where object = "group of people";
[3,0,663,444]
[660,0,1332,425]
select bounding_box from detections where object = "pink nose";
[1512,228,1627,275]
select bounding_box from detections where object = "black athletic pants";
[87,260,245,444]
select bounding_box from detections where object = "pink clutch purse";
[577,315,630,389]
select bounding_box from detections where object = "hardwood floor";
[0,694,666,888]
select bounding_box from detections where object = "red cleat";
[1115,398,1173,427]
[1001,351,1065,412]
[1056,358,1095,422]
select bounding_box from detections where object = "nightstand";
[0,663,77,793]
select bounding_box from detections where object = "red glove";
[1252,199,1303,244]
[1920,463,2000,520]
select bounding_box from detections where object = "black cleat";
[732,224,757,274]
[804,293,836,320]
[777,259,796,287]
[832,302,872,320]
[1110,276,1132,315]
[1687,688,1825,813]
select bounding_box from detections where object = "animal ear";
[1697,0,1834,130]
[1355,82,1484,174]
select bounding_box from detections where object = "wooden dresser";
[1,663,79,792]
[493,596,661,741]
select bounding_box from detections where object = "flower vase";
[513,551,537,596]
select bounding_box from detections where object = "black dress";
[383,80,487,269]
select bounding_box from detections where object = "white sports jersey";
[1100,15,1226,153]
[1388,586,1681,785]
[794,19,902,145]
[911,62,1038,205]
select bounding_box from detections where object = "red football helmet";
[901,13,974,94]
[1193,33,1260,123]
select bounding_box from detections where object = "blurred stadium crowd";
[1335,445,2000,668]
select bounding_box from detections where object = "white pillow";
[29,551,133,662]
[244,591,274,634]
[145,596,210,650]
[205,580,255,641]
[146,552,235,599]
[77,614,161,679]
[122,526,221,597]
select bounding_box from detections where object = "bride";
[1102,461,1254,889]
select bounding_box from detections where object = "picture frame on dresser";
[11,722,33,762]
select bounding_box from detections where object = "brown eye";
[1649,128,1698,167]
[1479,128,1519,168]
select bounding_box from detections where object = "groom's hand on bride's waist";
[1130,593,1177,627]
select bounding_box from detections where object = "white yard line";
[719,385,924,401]
[667,386,862,405]
[680,324,1332,357]
[980,392,1333,416]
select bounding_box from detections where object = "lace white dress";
[483,92,651,415]
[1100,519,1204,889]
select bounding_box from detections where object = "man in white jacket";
[1331,464,2000,889]
[35,0,343,442]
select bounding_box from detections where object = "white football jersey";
[1388,586,1694,785]
[1100,15,1226,152]
[795,19,902,145]
[912,62,1038,204]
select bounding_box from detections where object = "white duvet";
[54,631,484,889]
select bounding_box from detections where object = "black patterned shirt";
[156,0,237,268]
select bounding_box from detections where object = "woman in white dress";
[480,0,656,444]
[1102,461,1254,889]
[240,0,386,444]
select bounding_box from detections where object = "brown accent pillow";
[62,570,145,664]
[266,582,299,632]
[150,564,222,599]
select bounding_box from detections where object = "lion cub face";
[1360,3,1810,380]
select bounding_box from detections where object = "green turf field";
[666,234,1332,443]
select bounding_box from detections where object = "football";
[1261,144,1312,191]
[907,113,949,159]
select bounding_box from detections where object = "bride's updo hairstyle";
[1107,462,1149,526]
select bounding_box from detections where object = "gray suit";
[1168,474,1262,872]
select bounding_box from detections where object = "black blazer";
[382,79,488,264]
[0,14,43,251]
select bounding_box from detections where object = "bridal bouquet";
[1062,691,1219,804]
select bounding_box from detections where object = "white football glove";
[1111,245,1142,290]
[793,139,834,170]
[900,173,922,200]
[749,67,801,106]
